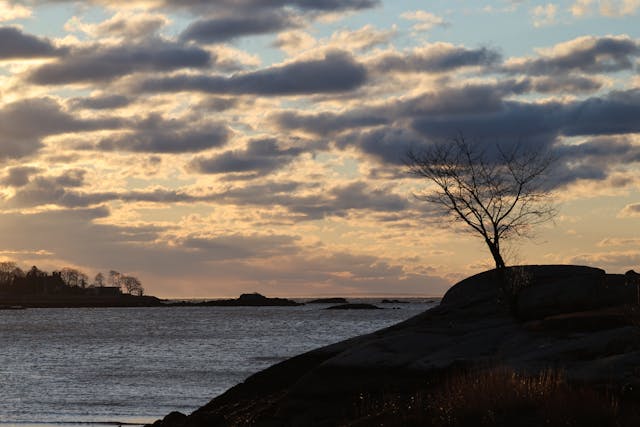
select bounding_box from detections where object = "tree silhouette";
[406,136,556,269]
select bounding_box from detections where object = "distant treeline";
[0,262,144,297]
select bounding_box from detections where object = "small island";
[307,297,349,304]
[168,293,302,307]
[325,303,382,310]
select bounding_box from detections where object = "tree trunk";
[486,239,506,269]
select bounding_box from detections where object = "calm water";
[0,300,433,426]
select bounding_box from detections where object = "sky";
[0,0,639,298]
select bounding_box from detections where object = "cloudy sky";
[0,0,639,297]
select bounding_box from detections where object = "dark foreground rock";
[150,265,640,426]
[307,297,348,304]
[169,293,302,307]
[325,303,382,310]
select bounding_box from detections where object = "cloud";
[1,166,41,187]
[504,35,640,75]
[531,3,558,27]
[69,94,133,110]
[371,43,501,74]
[570,0,593,16]
[550,136,640,186]
[598,237,640,247]
[618,202,640,217]
[335,127,428,165]
[566,250,640,270]
[400,10,449,32]
[600,0,640,16]
[65,11,169,40]
[189,138,312,178]
[94,114,232,153]
[0,97,122,160]
[411,88,640,144]
[135,50,367,95]
[180,233,300,260]
[27,39,212,85]
[13,0,380,13]
[214,180,410,220]
[529,75,603,93]
[0,1,31,21]
[275,109,389,135]
[0,26,59,59]
[180,11,301,43]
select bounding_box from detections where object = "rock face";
[150,265,640,426]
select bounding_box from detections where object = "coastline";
[149,265,640,426]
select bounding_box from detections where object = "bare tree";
[407,136,556,269]
[108,270,122,288]
[93,272,105,287]
[0,261,18,285]
[121,275,144,296]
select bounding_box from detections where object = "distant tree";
[406,136,556,269]
[26,265,47,278]
[0,261,18,284]
[11,266,25,279]
[108,270,122,288]
[60,268,78,287]
[93,272,105,287]
[121,275,144,296]
[78,272,88,288]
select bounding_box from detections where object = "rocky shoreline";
[0,292,302,308]
[149,265,640,426]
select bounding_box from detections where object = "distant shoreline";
[0,293,441,309]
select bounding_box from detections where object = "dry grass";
[427,367,619,427]
[349,366,632,427]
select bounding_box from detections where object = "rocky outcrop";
[168,293,302,307]
[307,297,349,304]
[150,265,640,426]
[325,303,382,310]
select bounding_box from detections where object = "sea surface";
[0,299,435,426]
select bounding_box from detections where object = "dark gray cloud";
[28,39,212,85]
[215,180,409,220]
[372,45,501,74]
[274,81,532,138]
[69,95,133,110]
[0,97,123,160]
[5,174,409,221]
[180,234,300,260]
[6,175,211,208]
[94,114,231,153]
[1,166,41,187]
[503,36,640,75]
[530,75,603,94]
[135,50,367,95]
[548,136,640,187]
[275,109,389,135]
[0,26,60,59]
[336,127,428,165]
[180,12,300,43]
[190,138,310,177]
[410,88,640,144]
[17,0,379,12]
